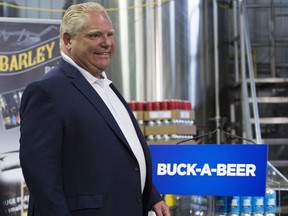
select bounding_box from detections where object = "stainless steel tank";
[101,0,215,126]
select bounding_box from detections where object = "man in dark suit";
[19,2,170,216]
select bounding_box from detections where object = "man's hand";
[152,200,171,216]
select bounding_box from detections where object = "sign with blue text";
[149,144,268,196]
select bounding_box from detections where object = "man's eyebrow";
[86,30,101,34]
[86,30,115,35]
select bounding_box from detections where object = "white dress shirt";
[61,53,147,192]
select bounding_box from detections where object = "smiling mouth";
[96,52,110,56]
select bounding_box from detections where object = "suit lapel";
[58,59,131,151]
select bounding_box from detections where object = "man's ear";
[63,32,72,50]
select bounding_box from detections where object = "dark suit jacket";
[19,58,162,216]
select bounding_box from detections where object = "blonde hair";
[59,2,109,49]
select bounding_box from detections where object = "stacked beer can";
[128,99,196,144]
[215,190,277,216]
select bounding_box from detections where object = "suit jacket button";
[136,197,142,203]
[134,167,139,171]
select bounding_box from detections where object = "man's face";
[67,12,115,78]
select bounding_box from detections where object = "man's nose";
[101,35,113,47]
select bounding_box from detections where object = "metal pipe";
[118,0,131,100]
[233,0,240,83]
[268,4,276,77]
[246,4,288,8]
[239,0,253,142]
[134,0,145,100]
[145,0,156,101]
[155,0,164,101]
[3,0,8,17]
[213,0,220,144]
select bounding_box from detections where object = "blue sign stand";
[149,144,268,196]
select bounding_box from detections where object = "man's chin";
[97,64,110,71]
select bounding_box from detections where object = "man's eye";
[87,33,100,38]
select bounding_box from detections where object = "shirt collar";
[61,53,112,88]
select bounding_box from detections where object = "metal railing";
[235,0,262,144]
[235,0,288,190]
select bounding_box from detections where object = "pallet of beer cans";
[128,99,196,144]
[215,189,277,216]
